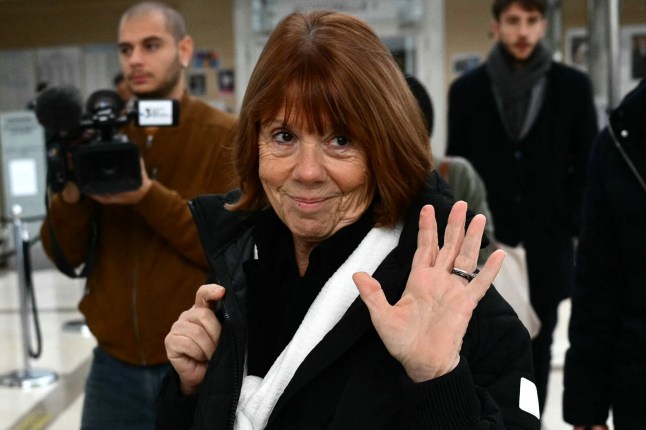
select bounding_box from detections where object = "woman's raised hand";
[353,201,505,382]
[165,284,225,395]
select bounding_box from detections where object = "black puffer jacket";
[563,79,646,429]
[157,172,540,429]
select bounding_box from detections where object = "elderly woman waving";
[157,10,539,430]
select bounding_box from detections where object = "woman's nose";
[292,142,326,182]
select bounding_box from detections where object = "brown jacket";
[41,92,237,365]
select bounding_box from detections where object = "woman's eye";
[330,135,350,146]
[273,131,293,143]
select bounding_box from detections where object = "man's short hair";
[120,1,187,42]
[492,0,548,20]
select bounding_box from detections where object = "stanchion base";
[0,368,58,388]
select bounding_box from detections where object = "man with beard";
[446,0,598,417]
[39,2,237,428]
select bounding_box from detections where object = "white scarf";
[234,223,403,429]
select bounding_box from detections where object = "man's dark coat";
[447,62,598,306]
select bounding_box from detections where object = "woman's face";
[258,110,373,245]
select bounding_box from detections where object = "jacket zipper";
[188,200,243,429]
[223,301,240,430]
[608,121,646,192]
[131,213,146,364]
[132,132,154,365]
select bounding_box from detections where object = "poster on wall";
[218,69,235,95]
[620,25,646,100]
[0,43,120,114]
[35,46,83,88]
[83,44,120,98]
[565,27,588,73]
[189,73,207,96]
[0,50,36,112]
[193,49,220,70]
[251,0,423,33]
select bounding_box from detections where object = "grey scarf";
[486,42,552,141]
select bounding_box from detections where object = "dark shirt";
[244,209,374,377]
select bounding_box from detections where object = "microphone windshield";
[34,85,84,133]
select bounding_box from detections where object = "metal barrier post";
[0,205,58,388]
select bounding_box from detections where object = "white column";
[233,0,254,114]
[587,0,621,113]
[417,0,446,158]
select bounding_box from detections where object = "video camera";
[35,85,178,195]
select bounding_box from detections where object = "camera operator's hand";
[61,182,82,204]
[90,158,153,205]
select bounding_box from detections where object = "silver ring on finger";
[451,267,477,283]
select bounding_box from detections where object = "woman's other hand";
[353,201,505,382]
[164,283,225,395]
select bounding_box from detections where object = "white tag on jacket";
[519,377,540,419]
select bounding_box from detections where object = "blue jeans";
[81,346,171,430]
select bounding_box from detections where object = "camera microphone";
[34,85,84,133]
[85,89,125,114]
[36,85,176,195]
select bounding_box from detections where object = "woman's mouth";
[292,196,329,210]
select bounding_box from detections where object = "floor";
[0,244,604,430]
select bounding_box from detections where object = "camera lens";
[100,154,119,177]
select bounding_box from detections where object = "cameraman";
[39,2,237,428]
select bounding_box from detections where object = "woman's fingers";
[453,213,487,273]
[165,284,226,395]
[166,284,225,363]
[411,205,439,269]
[468,248,506,302]
[185,308,221,355]
[353,272,388,318]
[195,283,226,308]
[412,202,487,274]
[167,308,220,358]
[435,201,468,270]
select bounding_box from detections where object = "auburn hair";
[228,10,432,226]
